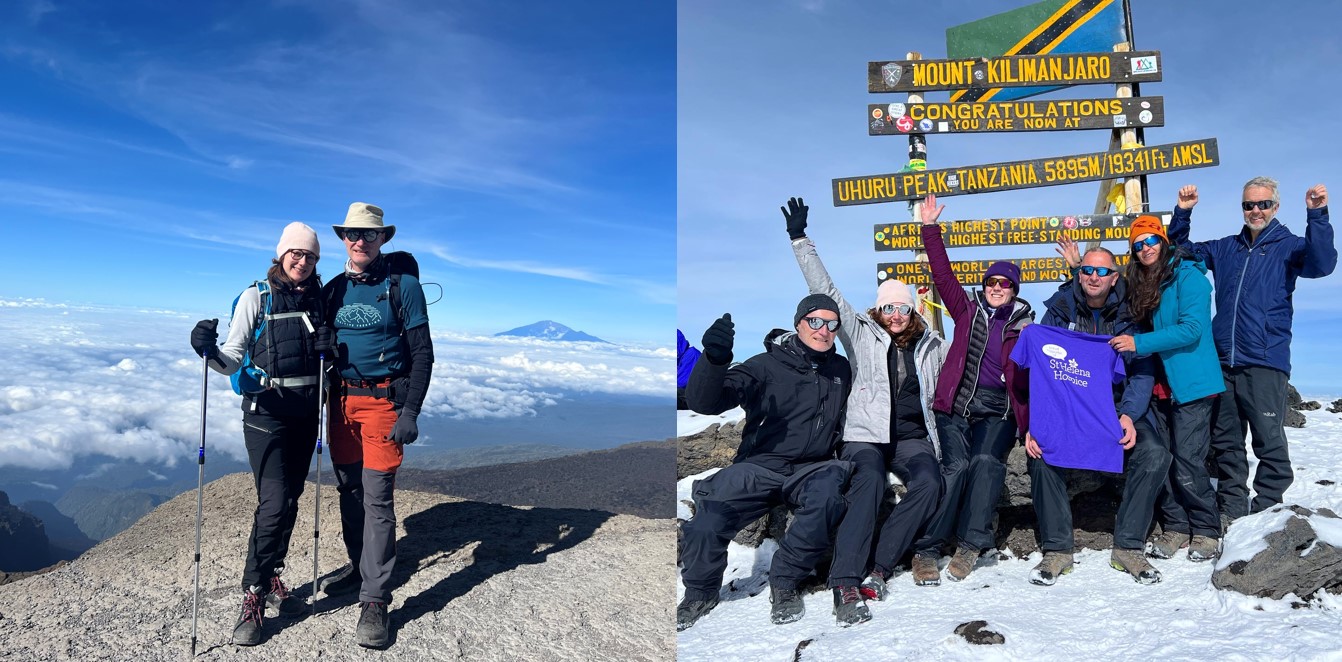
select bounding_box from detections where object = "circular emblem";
[895,116,915,132]
[1048,217,1060,228]
[872,108,884,119]
[1063,216,1077,229]
[889,103,906,117]
[1139,110,1153,124]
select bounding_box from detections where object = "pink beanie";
[876,279,915,309]
[276,222,320,259]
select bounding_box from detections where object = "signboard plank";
[877,254,1132,287]
[868,96,1163,135]
[873,212,1172,251]
[868,50,1160,93]
[832,138,1217,206]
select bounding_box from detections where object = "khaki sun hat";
[333,202,395,242]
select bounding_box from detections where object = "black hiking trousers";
[241,409,318,591]
[1210,365,1292,520]
[831,438,941,584]
[1154,397,1221,538]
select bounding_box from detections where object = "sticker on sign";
[1131,56,1158,75]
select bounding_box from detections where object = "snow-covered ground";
[676,400,1342,661]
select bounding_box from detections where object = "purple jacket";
[920,223,1033,430]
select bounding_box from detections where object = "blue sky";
[679,0,1342,393]
[0,0,673,346]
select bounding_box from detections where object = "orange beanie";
[1129,215,1167,244]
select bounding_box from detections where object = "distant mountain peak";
[496,320,609,343]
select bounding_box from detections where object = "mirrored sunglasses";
[1079,265,1115,276]
[1132,236,1162,251]
[286,249,319,263]
[880,303,913,316]
[984,276,1014,289]
[341,229,384,242]
[1241,200,1275,211]
[803,316,840,332]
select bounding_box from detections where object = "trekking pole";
[190,353,208,656]
[312,355,326,615]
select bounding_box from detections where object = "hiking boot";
[266,576,305,617]
[911,553,941,587]
[831,586,872,627]
[231,585,265,646]
[1188,535,1221,562]
[945,545,979,582]
[859,568,888,601]
[356,601,390,649]
[1145,530,1189,559]
[1028,551,1074,586]
[320,564,360,597]
[769,585,805,625]
[1110,548,1162,584]
[676,594,719,632]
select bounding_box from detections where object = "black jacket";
[687,331,851,475]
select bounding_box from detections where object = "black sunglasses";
[341,229,384,242]
[1241,200,1276,211]
[802,316,840,332]
[1079,265,1116,276]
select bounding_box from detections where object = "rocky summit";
[0,472,674,661]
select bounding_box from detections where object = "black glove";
[190,319,219,359]
[388,412,419,445]
[701,313,735,365]
[314,326,337,360]
[782,197,809,240]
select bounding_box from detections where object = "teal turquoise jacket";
[1132,256,1226,404]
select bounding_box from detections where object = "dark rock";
[954,620,1005,645]
[1287,383,1303,408]
[1318,480,1335,487]
[678,421,745,479]
[1285,409,1307,429]
[1329,399,1342,414]
[792,638,814,662]
[0,491,51,572]
[1298,401,1322,411]
[1211,505,1342,600]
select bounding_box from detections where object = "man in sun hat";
[1166,181,1335,526]
[320,201,433,649]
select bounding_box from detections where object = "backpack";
[229,280,272,395]
[382,251,419,332]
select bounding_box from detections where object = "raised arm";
[917,194,971,318]
[785,197,864,337]
[1297,184,1337,278]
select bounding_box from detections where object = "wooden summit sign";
[873,212,1172,251]
[868,96,1163,135]
[877,254,1133,287]
[832,138,1218,206]
[869,50,1161,93]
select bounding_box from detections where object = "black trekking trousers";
[1210,365,1291,520]
[241,409,318,591]
[1154,397,1221,538]
[830,438,941,584]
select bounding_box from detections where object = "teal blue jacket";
[1132,257,1225,404]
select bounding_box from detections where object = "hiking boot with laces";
[1188,535,1221,562]
[266,575,305,617]
[911,553,941,587]
[356,601,390,649]
[1110,548,1162,584]
[769,585,805,625]
[232,585,265,646]
[676,594,719,632]
[945,545,979,582]
[320,563,361,597]
[831,586,872,627]
[1145,529,1189,559]
[1028,551,1074,586]
[859,568,888,601]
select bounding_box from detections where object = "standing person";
[783,197,946,612]
[677,297,854,631]
[1109,215,1224,562]
[189,222,335,646]
[320,202,434,649]
[911,194,1033,584]
[1166,181,1336,523]
[1019,239,1170,585]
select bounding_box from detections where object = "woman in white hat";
[784,196,948,626]
[189,222,337,646]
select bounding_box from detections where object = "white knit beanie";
[875,279,915,308]
[276,222,320,259]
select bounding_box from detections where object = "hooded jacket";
[1131,255,1225,404]
[686,331,851,475]
[792,238,947,458]
[1168,205,1336,375]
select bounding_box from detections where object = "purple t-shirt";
[1010,325,1126,473]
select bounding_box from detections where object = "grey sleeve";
[213,286,260,375]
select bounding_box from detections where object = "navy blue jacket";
[1168,205,1336,375]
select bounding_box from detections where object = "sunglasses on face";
[984,276,1014,289]
[341,229,384,242]
[286,249,319,263]
[1132,236,1162,251]
[802,316,840,332]
[1241,200,1276,212]
[880,303,913,316]
[1079,265,1116,277]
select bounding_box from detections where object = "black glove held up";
[782,197,809,240]
[701,313,735,365]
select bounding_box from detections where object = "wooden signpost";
[872,212,1171,251]
[868,96,1163,135]
[833,138,1217,206]
[876,254,1133,287]
[868,50,1160,93]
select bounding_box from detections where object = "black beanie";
[794,293,840,327]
